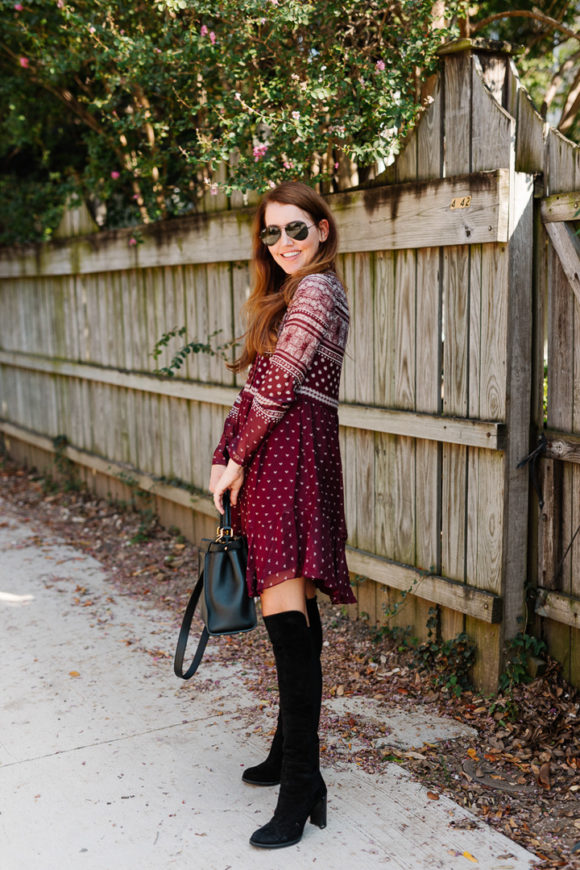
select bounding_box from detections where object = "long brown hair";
[230,182,339,373]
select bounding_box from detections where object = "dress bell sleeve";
[212,389,244,466]
[227,274,336,468]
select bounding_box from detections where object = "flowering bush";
[0,0,464,243]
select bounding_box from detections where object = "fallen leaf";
[538,761,551,790]
[462,852,478,863]
[467,748,479,760]
[69,670,80,677]
[426,791,439,800]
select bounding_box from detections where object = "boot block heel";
[309,793,327,829]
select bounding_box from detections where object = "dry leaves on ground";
[0,456,578,869]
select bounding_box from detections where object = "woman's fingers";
[213,489,224,515]
[212,460,243,514]
[208,463,226,493]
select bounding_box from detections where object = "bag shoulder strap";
[173,573,210,679]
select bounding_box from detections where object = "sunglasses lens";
[286,221,309,241]
[260,221,312,246]
[260,227,281,246]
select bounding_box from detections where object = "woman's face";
[263,201,329,275]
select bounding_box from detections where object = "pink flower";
[57,0,64,6]
[334,161,340,169]
[129,237,137,246]
[14,4,24,11]
[291,111,300,121]
[375,60,386,72]
[283,160,294,170]
[110,171,120,180]
[200,24,208,36]
[19,56,29,68]
[253,143,268,162]
[209,31,216,44]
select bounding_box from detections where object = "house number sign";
[450,195,472,210]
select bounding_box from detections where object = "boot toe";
[249,818,304,849]
[242,763,281,786]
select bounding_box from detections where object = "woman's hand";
[209,464,226,494]
[212,459,244,514]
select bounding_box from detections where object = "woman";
[210,181,356,849]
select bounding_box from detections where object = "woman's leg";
[260,576,309,619]
[250,605,326,848]
[242,580,323,788]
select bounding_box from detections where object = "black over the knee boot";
[242,597,322,787]
[249,610,326,849]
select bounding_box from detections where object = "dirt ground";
[1,454,578,868]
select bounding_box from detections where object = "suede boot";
[242,597,322,787]
[249,610,326,849]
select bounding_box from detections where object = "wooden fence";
[1,39,579,690]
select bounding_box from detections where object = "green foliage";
[372,623,416,651]
[413,606,476,696]
[498,631,547,693]
[52,433,81,491]
[151,327,231,377]
[0,0,464,243]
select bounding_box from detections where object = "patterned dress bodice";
[213,272,349,469]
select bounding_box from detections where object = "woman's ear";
[318,219,329,242]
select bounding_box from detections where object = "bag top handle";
[219,490,233,538]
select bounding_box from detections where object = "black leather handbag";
[173,491,257,679]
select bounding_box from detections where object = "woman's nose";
[279,227,295,244]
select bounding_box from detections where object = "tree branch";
[471,10,579,42]
[558,66,580,133]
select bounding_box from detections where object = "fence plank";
[354,253,375,404]
[547,128,579,196]
[343,426,358,549]
[373,251,395,406]
[444,52,472,175]
[0,172,512,279]
[512,62,545,174]
[541,190,580,223]
[415,248,442,577]
[548,247,574,432]
[417,79,442,182]
[544,222,580,308]
[472,58,514,173]
[340,253,357,404]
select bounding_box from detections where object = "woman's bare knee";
[261,577,308,619]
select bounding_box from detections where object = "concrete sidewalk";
[0,501,539,870]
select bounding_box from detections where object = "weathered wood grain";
[0,172,513,279]
[444,51,472,175]
[472,57,514,173]
[541,190,580,223]
[546,127,579,197]
[415,248,442,576]
[548,245,574,432]
[417,79,442,182]
[535,587,580,630]
[353,253,375,405]
[509,59,545,174]
[544,221,580,308]
[395,128,417,184]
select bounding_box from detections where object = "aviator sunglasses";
[260,220,316,247]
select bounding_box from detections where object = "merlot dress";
[212,271,356,605]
